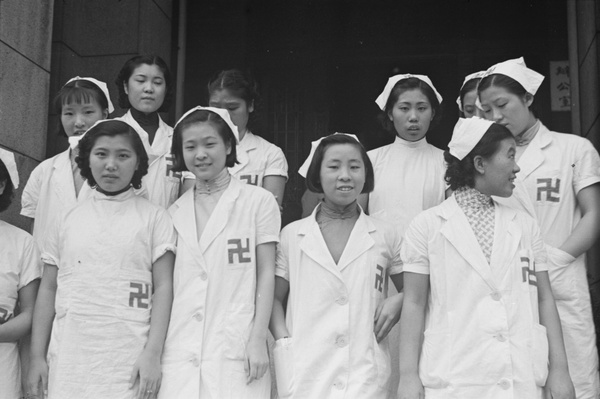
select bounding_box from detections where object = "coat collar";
[436,196,520,290]
[52,149,77,205]
[516,122,552,179]
[170,175,243,256]
[121,110,173,164]
[297,204,376,279]
[230,132,259,174]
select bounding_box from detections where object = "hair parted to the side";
[458,77,481,115]
[208,69,260,129]
[444,123,513,190]
[171,109,239,172]
[115,54,173,112]
[0,159,14,213]
[305,134,375,194]
[54,79,110,137]
[76,120,149,189]
[477,73,539,117]
[378,77,442,133]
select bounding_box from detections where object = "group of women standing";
[0,54,598,399]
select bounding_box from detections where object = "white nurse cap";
[480,57,545,95]
[0,147,19,189]
[65,76,115,114]
[448,117,495,161]
[298,133,361,178]
[456,70,486,111]
[174,106,240,143]
[375,74,443,111]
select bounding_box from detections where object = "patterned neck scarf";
[454,186,495,264]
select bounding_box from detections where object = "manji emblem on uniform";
[536,178,561,202]
[166,154,182,179]
[521,257,537,287]
[0,307,9,324]
[228,238,252,264]
[375,265,385,293]
[239,174,259,186]
[129,282,151,308]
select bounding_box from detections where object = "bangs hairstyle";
[0,158,14,213]
[379,77,442,133]
[54,79,110,137]
[208,69,260,130]
[171,110,239,172]
[458,78,481,113]
[305,134,375,194]
[444,123,513,190]
[76,120,149,190]
[115,54,173,112]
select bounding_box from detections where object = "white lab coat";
[118,110,180,208]
[159,176,281,399]
[230,131,288,186]
[0,221,42,399]
[403,195,549,399]
[274,205,402,398]
[494,123,600,398]
[42,188,176,399]
[368,136,446,236]
[21,149,93,250]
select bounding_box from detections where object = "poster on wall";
[550,61,571,112]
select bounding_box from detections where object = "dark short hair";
[171,109,238,172]
[458,77,481,115]
[54,79,110,137]
[477,73,539,118]
[208,69,260,130]
[76,120,149,189]
[0,158,14,212]
[305,134,374,194]
[444,123,513,190]
[379,77,442,133]
[115,54,173,112]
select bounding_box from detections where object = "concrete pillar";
[0,0,54,230]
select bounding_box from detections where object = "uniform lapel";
[489,203,521,282]
[198,177,241,253]
[170,189,206,266]
[337,210,375,271]
[439,197,498,290]
[516,124,552,179]
[229,133,255,175]
[120,111,160,166]
[53,150,77,205]
[298,206,343,281]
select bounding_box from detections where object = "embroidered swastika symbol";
[166,154,182,179]
[375,265,385,293]
[0,307,9,324]
[239,174,258,186]
[536,178,561,202]
[129,282,150,308]
[521,256,537,287]
[228,238,252,264]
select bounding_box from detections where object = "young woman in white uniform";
[158,107,280,399]
[0,150,42,399]
[364,74,447,236]
[457,71,485,118]
[116,54,183,208]
[27,120,176,399]
[208,69,288,208]
[270,134,403,398]
[21,77,112,249]
[398,117,574,399]
[478,57,600,399]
